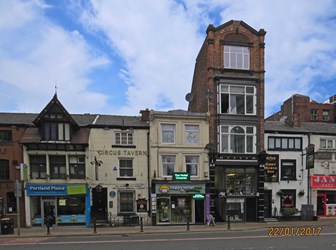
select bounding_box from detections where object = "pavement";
[1,217,336,238]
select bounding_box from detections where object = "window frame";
[220,85,256,115]
[0,130,12,143]
[185,125,199,144]
[280,190,296,209]
[310,109,318,121]
[322,110,330,121]
[220,125,256,154]
[119,158,134,178]
[224,45,250,70]
[0,159,9,181]
[119,191,135,213]
[69,155,85,179]
[115,131,134,146]
[162,155,176,177]
[281,160,296,181]
[7,192,17,213]
[49,155,66,179]
[43,122,70,141]
[29,155,47,179]
[161,124,176,144]
[268,137,302,151]
[185,155,199,176]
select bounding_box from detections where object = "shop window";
[119,159,133,177]
[161,124,175,144]
[224,45,250,70]
[162,155,175,176]
[185,156,198,176]
[30,155,47,179]
[0,130,12,143]
[7,192,17,213]
[185,125,199,144]
[170,196,191,223]
[280,190,296,209]
[119,191,134,213]
[115,131,133,145]
[225,167,257,195]
[57,196,85,223]
[50,155,66,179]
[0,159,9,180]
[281,160,296,180]
[69,156,85,179]
[220,125,255,153]
[220,85,255,115]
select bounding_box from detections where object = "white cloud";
[0,0,110,113]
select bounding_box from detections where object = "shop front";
[311,176,336,217]
[25,183,90,227]
[152,182,207,225]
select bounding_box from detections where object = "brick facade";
[188,20,266,222]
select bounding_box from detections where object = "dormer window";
[43,122,70,141]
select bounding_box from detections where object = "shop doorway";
[195,199,205,223]
[92,185,107,221]
[264,190,272,218]
[317,193,326,216]
[157,197,170,223]
[246,197,257,222]
[42,198,56,226]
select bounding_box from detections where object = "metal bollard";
[140,217,144,232]
[187,216,190,231]
[46,224,51,235]
[93,217,97,234]
[227,216,231,230]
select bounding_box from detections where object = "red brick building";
[188,20,266,222]
[266,94,336,125]
[0,114,35,228]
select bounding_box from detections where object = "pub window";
[0,159,9,180]
[280,190,296,209]
[30,155,47,179]
[119,191,134,213]
[281,160,296,180]
[50,155,66,179]
[0,130,12,143]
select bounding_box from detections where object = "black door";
[195,199,205,223]
[246,197,257,222]
[264,190,272,218]
[92,186,107,220]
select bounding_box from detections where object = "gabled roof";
[33,94,79,128]
[207,20,266,36]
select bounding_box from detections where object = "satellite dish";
[185,93,194,102]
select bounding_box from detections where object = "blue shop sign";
[27,184,68,196]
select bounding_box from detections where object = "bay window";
[220,125,256,153]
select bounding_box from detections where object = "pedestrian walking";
[207,214,216,226]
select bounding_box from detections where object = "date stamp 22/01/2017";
[268,227,321,236]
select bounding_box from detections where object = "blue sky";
[1,0,336,116]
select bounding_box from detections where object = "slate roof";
[0,113,148,128]
[265,121,336,135]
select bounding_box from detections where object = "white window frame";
[162,155,176,177]
[185,155,199,176]
[185,125,199,144]
[320,139,334,149]
[220,125,256,154]
[161,124,175,144]
[224,45,250,70]
[115,131,134,145]
[119,158,134,177]
[220,85,256,115]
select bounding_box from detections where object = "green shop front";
[152,181,207,225]
[26,183,91,227]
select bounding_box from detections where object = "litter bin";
[1,218,14,235]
